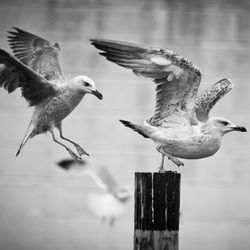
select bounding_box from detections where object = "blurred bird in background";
[0,28,103,159]
[57,158,133,226]
[91,39,247,171]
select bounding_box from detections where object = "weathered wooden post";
[134,171,181,250]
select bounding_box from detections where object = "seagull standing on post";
[90,39,247,171]
[0,28,103,159]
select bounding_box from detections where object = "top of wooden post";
[134,171,181,231]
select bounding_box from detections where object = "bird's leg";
[157,146,184,168]
[156,146,166,172]
[49,130,82,160]
[159,153,166,173]
[56,124,89,156]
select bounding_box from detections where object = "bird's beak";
[91,89,103,100]
[232,126,247,132]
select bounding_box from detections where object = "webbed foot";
[75,144,89,156]
[158,167,167,173]
[67,148,82,160]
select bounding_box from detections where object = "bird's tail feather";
[119,120,150,138]
[16,123,36,156]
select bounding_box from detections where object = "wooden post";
[134,171,181,250]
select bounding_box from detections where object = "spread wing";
[195,78,233,122]
[90,39,202,127]
[57,159,123,196]
[0,48,57,106]
[90,165,122,195]
[7,27,64,80]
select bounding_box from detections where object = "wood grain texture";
[134,172,180,250]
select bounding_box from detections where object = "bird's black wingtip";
[57,159,77,170]
[7,27,25,38]
[57,159,87,170]
[89,38,117,46]
[8,27,19,34]
[89,38,99,45]
[12,27,25,33]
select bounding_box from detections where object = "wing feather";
[8,27,64,80]
[195,78,233,122]
[91,39,202,127]
[57,159,123,195]
[0,48,57,106]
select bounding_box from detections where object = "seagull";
[90,39,247,171]
[57,159,133,226]
[0,27,103,159]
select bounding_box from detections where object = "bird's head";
[72,75,103,100]
[208,117,247,135]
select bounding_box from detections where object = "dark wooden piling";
[134,171,181,250]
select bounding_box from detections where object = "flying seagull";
[0,27,103,159]
[57,159,133,226]
[90,39,247,171]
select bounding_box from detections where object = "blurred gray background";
[0,0,250,249]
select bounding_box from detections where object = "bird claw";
[75,144,89,156]
[158,167,167,173]
[67,148,82,160]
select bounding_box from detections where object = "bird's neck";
[62,87,85,111]
[201,121,224,138]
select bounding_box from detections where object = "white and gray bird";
[57,159,133,226]
[90,39,247,171]
[0,28,103,159]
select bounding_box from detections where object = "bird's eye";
[220,121,229,126]
[83,81,90,87]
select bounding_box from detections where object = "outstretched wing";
[0,49,57,106]
[90,39,202,127]
[57,159,123,196]
[195,78,233,122]
[8,27,64,80]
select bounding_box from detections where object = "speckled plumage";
[91,39,247,170]
[32,81,85,134]
[0,28,103,159]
